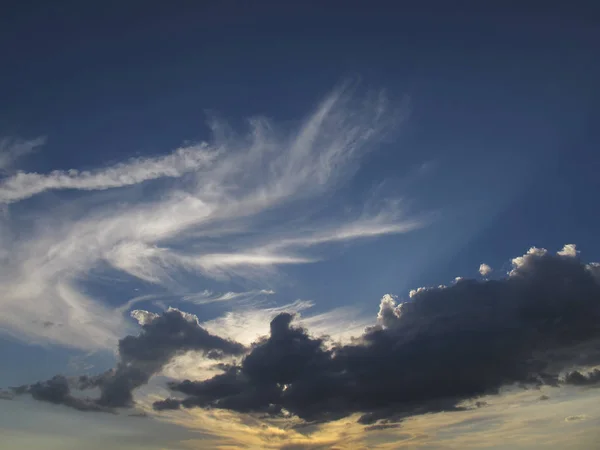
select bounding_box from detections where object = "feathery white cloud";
[0,144,217,203]
[0,136,45,171]
[182,289,275,305]
[0,83,423,349]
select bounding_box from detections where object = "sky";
[1,2,600,449]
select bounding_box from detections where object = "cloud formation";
[0,136,45,171]
[0,143,216,203]
[478,263,492,276]
[563,369,600,386]
[8,308,245,411]
[151,244,600,425]
[6,244,600,427]
[181,289,275,305]
[15,375,110,413]
[0,83,419,349]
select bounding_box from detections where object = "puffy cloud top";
[478,263,493,276]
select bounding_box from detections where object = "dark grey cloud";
[8,308,245,411]
[8,245,600,426]
[563,369,600,386]
[153,245,600,425]
[96,308,245,408]
[24,375,111,412]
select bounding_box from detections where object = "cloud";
[563,369,600,386]
[478,263,492,276]
[19,375,111,413]
[148,245,600,425]
[137,385,600,449]
[0,143,217,203]
[558,244,579,257]
[0,136,45,171]
[11,308,245,410]
[156,298,365,384]
[564,415,587,422]
[182,289,275,305]
[260,209,427,253]
[201,299,370,347]
[130,309,160,326]
[9,243,600,448]
[0,83,419,349]
[5,299,371,414]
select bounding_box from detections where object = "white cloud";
[182,289,275,305]
[0,143,217,203]
[201,298,371,348]
[261,209,427,253]
[510,247,548,275]
[479,263,493,277]
[0,136,45,171]
[201,300,315,346]
[154,300,372,385]
[130,310,159,326]
[0,84,422,349]
[558,244,578,257]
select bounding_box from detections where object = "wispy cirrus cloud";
[0,82,422,350]
[182,289,275,305]
[0,143,217,203]
[0,136,46,171]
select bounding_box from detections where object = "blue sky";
[1,2,600,449]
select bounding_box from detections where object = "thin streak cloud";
[0,137,46,171]
[0,144,217,203]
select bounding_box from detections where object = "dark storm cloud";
[154,245,600,425]
[8,308,245,411]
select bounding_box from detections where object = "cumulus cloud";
[478,263,492,276]
[0,83,420,349]
[557,244,579,257]
[201,299,370,347]
[148,245,600,425]
[130,309,160,326]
